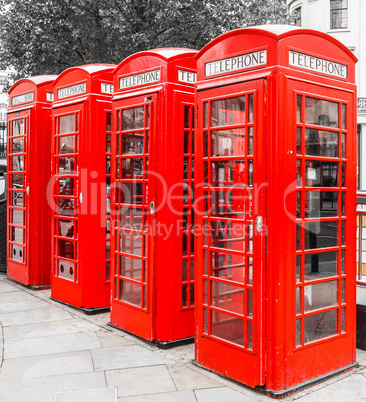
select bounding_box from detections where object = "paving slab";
[92,345,174,371]
[0,372,106,402]
[3,318,100,341]
[106,365,176,397]
[4,331,101,359]
[0,290,48,313]
[195,386,259,402]
[167,364,224,391]
[96,330,135,348]
[0,350,94,381]
[117,390,197,402]
[294,372,366,401]
[0,307,73,326]
[54,388,117,402]
[0,281,19,293]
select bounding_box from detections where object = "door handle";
[26,186,30,196]
[79,192,83,204]
[150,201,155,215]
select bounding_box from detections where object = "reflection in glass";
[59,114,76,134]
[59,136,75,154]
[11,192,23,207]
[106,113,112,132]
[304,281,338,312]
[305,191,338,217]
[120,280,142,307]
[211,96,245,127]
[58,157,74,173]
[58,219,75,238]
[305,251,337,279]
[57,198,75,216]
[248,94,253,123]
[12,155,23,171]
[304,309,337,343]
[12,174,23,188]
[305,129,338,157]
[13,119,25,136]
[211,129,245,157]
[305,97,338,127]
[297,127,302,154]
[211,310,244,347]
[12,137,24,153]
[122,134,144,154]
[58,239,75,259]
[122,106,145,130]
[211,160,245,186]
[248,127,253,155]
[305,161,338,187]
[297,95,302,123]
[58,178,74,195]
[12,227,23,243]
[342,104,346,129]
[210,282,245,316]
[305,221,338,249]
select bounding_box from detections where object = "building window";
[330,0,348,29]
[293,6,301,26]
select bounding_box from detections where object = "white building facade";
[286,0,366,304]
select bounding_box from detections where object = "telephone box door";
[195,79,266,387]
[7,112,29,268]
[111,94,156,340]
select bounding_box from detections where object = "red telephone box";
[51,64,116,312]
[194,26,357,395]
[110,48,197,345]
[7,75,57,288]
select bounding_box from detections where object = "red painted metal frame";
[51,64,116,311]
[194,25,357,394]
[110,49,197,343]
[7,76,57,288]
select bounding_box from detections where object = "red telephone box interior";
[194,25,357,395]
[7,76,57,288]
[110,48,197,345]
[51,64,116,312]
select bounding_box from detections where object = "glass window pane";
[305,191,338,218]
[12,156,24,171]
[211,129,245,157]
[119,280,142,307]
[58,219,75,238]
[297,95,302,123]
[12,137,24,153]
[12,174,23,189]
[305,161,338,187]
[11,208,24,226]
[122,133,144,155]
[305,251,338,280]
[13,119,25,136]
[11,191,24,207]
[304,310,337,343]
[305,129,338,157]
[210,281,245,316]
[59,136,75,154]
[58,157,75,173]
[248,94,253,123]
[305,221,338,249]
[211,310,244,347]
[305,97,339,127]
[208,250,245,284]
[58,178,74,196]
[122,106,145,130]
[304,280,338,312]
[11,226,23,243]
[59,115,76,134]
[211,96,245,127]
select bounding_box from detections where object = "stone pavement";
[0,273,365,402]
